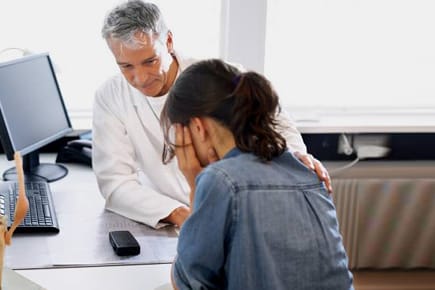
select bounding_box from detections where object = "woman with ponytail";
[161,59,353,290]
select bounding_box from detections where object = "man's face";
[107,31,173,97]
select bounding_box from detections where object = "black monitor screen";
[0,53,72,182]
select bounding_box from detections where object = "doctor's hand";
[161,206,191,228]
[293,151,333,193]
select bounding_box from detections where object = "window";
[265,0,435,110]
[0,1,221,128]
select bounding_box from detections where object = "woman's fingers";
[174,124,201,190]
[174,124,187,168]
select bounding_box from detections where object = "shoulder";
[196,155,254,192]
[209,151,322,188]
[94,74,132,106]
[194,164,238,201]
[93,74,136,118]
[96,74,128,97]
[197,164,236,192]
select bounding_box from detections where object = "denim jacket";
[173,148,354,290]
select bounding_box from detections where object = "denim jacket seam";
[234,182,324,191]
[208,166,239,238]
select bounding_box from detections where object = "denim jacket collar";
[222,147,241,159]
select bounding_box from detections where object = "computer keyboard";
[0,180,60,233]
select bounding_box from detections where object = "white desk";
[0,154,173,290]
[17,264,172,290]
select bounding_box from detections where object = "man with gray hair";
[93,0,331,228]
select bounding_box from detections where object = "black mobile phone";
[109,230,141,256]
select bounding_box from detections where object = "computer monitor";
[0,53,73,182]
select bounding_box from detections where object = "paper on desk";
[5,234,53,269]
[48,211,178,267]
[2,267,46,290]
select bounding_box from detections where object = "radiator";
[332,178,435,269]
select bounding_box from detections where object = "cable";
[329,156,360,176]
[331,136,391,177]
[331,133,359,176]
[338,133,354,155]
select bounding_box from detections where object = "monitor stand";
[2,151,68,182]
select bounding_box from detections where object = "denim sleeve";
[173,168,234,290]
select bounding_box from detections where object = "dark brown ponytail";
[229,72,286,161]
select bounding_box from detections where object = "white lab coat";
[92,54,306,228]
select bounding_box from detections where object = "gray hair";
[101,0,169,45]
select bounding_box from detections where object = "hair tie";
[232,75,241,87]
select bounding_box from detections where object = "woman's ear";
[190,117,207,142]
